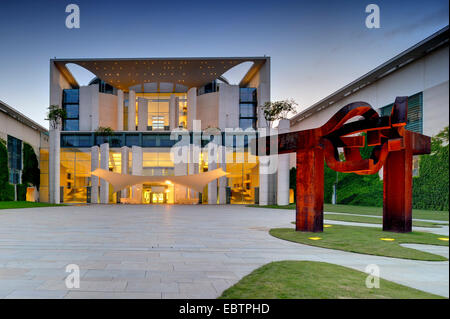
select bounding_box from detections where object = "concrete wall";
[289,45,449,167]
[0,111,44,155]
[218,84,239,129]
[79,85,98,131]
[99,92,118,130]
[197,91,219,129]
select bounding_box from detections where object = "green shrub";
[412,127,449,211]
[0,139,15,201]
[16,184,28,201]
[22,143,40,189]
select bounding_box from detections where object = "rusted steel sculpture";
[258,97,431,233]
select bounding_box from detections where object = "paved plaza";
[0,205,448,298]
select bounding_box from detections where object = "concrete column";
[137,98,148,131]
[169,94,179,130]
[218,146,227,204]
[49,128,60,204]
[277,119,290,206]
[90,146,99,203]
[187,87,197,130]
[258,127,269,206]
[100,143,109,204]
[128,90,136,131]
[188,144,199,200]
[208,152,217,204]
[117,89,124,131]
[120,146,129,198]
[174,158,188,203]
[131,146,143,203]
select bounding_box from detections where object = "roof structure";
[0,99,48,133]
[92,167,228,193]
[290,25,449,125]
[52,57,269,92]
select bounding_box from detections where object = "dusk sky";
[0,0,448,127]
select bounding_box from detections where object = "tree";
[260,99,297,128]
[22,143,40,189]
[95,126,114,136]
[46,105,67,129]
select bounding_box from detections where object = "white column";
[90,146,99,203]
[117,89,124,131]
[49,128,60,204]
[169,94,179,130]
[120,146,129,199]
[174,158,188,203]
[218,146,227,204]
[137,97,148,131]
[128,90,136,131]
[131,146,143,203]
[100,143,109,204]
[258,127,269,206]
[277,119,290,206]
[187,87,197,130]
[188,144,199,201]
[208,152,217,205]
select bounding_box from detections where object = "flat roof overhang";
[52,57,269,91]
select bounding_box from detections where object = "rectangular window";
[7,135,22,184]
[62,89,79,131]
[239,88,257,130]
[379,92,423,134]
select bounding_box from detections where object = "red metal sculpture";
[258,97,431,233]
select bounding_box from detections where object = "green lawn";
[248,203,449,221]
[0,201,66,210]
[321,214,447,228]
[270,225,448,261]
[219,261,444,299]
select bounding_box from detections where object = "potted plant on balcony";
[46,105,67,130]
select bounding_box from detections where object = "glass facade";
[135,93,187,131]
[239,88,257,129]
[39,149,49,202]
[62,89,80,131]
[60,149,91,203]
[7,135,22,184]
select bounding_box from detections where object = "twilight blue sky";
[0,0,448,127]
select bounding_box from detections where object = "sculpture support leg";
[296,147,324,232]
[383,147,413,233]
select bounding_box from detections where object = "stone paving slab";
[0,204,448,298]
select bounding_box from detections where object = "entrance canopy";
[91,168,228,193]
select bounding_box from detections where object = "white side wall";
[289,45,449,167]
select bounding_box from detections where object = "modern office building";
[46,56,285,205]
[290,26,449,170]
[0,100,48,200]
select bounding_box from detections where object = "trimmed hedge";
[16,184,28,201]
[0,139,15,201]
[412,127,449,211]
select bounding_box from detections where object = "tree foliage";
[22,143,40,189]
[46,105,66,129]
[260,99,297,127]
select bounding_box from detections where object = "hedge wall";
[412,127,449,211]
[0,139,15,201]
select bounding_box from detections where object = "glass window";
[239,119,255,130]
[239,104,255,117]
[65,104,79,118]
[63,89,79,103]
[142,134,157,147]
[239,88,257,103]
[64,120,79,131]
[125,134,139,147]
